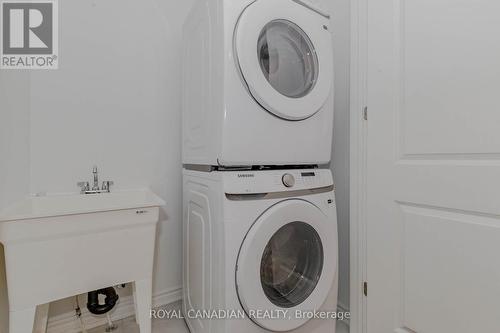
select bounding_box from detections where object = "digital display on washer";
[301,172,316,177]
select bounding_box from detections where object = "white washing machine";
[182,168,338,333]
[182,0,334,167]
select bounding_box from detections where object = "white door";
[235,0,333,120]
[365,0,500,332]
[236,200,337,332]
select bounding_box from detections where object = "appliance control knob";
[282,174,295,188]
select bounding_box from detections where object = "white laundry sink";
[0,189,165,333]
[0,189,165,222]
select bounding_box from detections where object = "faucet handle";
[102,181,114,192]
[77,181,90,194]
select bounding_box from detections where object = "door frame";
[349,0,368,331]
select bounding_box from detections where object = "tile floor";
[89,315,349,333]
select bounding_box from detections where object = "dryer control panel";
[223,169,333,195]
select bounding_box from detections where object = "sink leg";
[10,307,36,333]
[34,303,50,333]
[133,279,153,333]
[133,285,139,325]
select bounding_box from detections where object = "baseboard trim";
[153,286,182,309]
[47,286,182,333]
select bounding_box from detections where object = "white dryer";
[182,169,338,333]
[182,0,334,167]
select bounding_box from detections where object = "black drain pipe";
[87,287,119,315]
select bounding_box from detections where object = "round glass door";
[258,20,319,99]
[236,200,337,332]
[261,222,323,308]
[235,0,334,120]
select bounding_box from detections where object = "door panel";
[400,204,500,332]
[400,1,500,157]
[366,0,500,332]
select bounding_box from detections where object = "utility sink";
[0,189,165,333]
[0,189,165,222]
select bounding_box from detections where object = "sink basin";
[0,189,165,222]
[0,189,165,333]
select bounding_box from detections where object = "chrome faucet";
[92,166,99,191]
[78,166,114,194]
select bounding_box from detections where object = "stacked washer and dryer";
[182,0,338,333]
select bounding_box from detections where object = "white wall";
[25,0,195,317]
[327,0,351,311]
[0,71,30,211]
[0,70,31,333]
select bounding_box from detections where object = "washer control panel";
[224,169,334,195]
